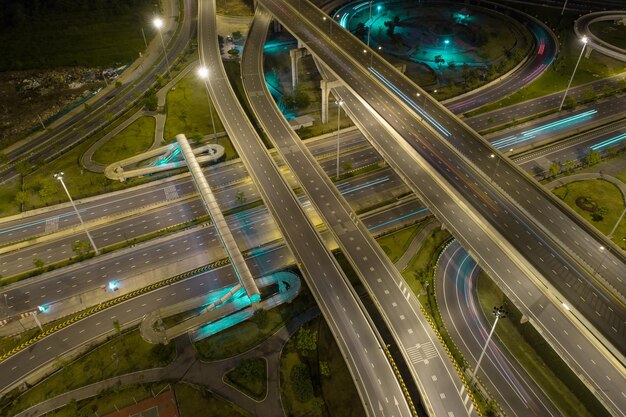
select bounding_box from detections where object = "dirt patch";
[575,196,598,212]
[0,67,103,150]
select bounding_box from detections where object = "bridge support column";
[290,48,308,88]
[320,79,343,124]
[585,46,592,58]
[273,19,281,32]
[394,63,407,74]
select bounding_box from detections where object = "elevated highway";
[254,0,626,414]
[197,0,412,414]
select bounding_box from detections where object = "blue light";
[377,5,381,11]
[108,280,120,291]
[492,109,597,149]
[444,39,450,45]
[38,305,48,313]
[590,132,626,151]
[369,67,451,137]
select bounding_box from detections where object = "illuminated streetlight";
[197,66,218,143]
[559,36,588,111]
[470,306,507,384]
[153,17,171,77]
[335,99,344,180]
[489,148,513,183]
[54,172,99,255]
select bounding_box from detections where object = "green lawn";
[40,383,168,417]
[280,317,366,417]
[216,0,254,16]
[92,116,155,165]
[224,357,267,400]
[400,227,450,277]
[466,29,625,116]
[164,73,224,142]
[194,286,315,361]
[589,20,626,50]
[176,382,252,417]
[376,223,424,263]
[0,2,157,71]
[3,330,175,416]
[476,272,609,417]
[552,179,626,247]
[0,107,151,217]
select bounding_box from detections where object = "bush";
[290,363,314,402]
[150,342,174,364]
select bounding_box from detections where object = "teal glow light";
[591,132,626,151]
[195,310,252,338]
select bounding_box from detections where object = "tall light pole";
[560,0,569,15]
[471,306,507,384]
[54,172,99,255]
[335,99,344,180]
[489,148,513,183]
[153,17,171,77]
[367,0,373,48]
[197,66,218,143]
[559,36,588,111]
[323,16,332,36]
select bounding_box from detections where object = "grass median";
[92,116,156,165]
[224,357,267,400]
[0,330,175,416]
[476,271,610,417]
[552,178,626,247]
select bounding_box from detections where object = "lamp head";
[153,18,163,29]
[197,66,209,79]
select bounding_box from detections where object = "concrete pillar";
[273,20,281,32]
[585,46,592,58]
[289,48,308,88]
[394,63,407,74]
[320,79,330,124]
[320,79,343,124]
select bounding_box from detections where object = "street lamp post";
[489,148,513,183]
[197,66,218,143]
[559,36,588,111]
[471,306,507,384]
[54,172,99,255]
[560,0,569,15]
[367,0,373,48]
[335,99,344,180]
[3,293,7,308]
[153,18,171,77]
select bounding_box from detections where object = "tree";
[354,22,367,39]
[72,240,91,257]
[115,81,122,88]
[32,258,45,269]
[252,308,268,328]
[235,191,246,204]
[434,55,445,68]
[342,161,353,173]
[296,327,317,354]
[150,343,173,364]
[319,361,331,377]
[143,90,158,111]
[15,160,32,177]
[584,149,601,166]
[447,61,457,71]
[290,363,314,402]
[592,206,608,222]
[548,162,561,178]
[14,191,28,207]
[112,320,121,336]
[0,153,8,165]
[227,48,240,58]
[563,159,576,174]
[38,180,56,203]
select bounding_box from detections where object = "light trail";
[590,132,626,151]
[492,109,597,149]
[369,67,451,137]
